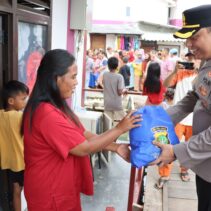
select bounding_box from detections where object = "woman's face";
[56,63,78,99]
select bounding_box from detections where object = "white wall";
[51,0,68,49]
[72,30,85,110]
[132,0,169,24]
[171,0,211,19]
[51,0,85,109]
[93,0,133,22]
[93,0,170,25]
[106,34,116,50]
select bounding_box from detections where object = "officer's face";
[186,28,211,60]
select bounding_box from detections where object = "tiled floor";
[81,152,131,211]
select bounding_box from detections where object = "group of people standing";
[86,44,200,92]
[86,47,146,91]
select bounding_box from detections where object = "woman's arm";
[104,143,131,162]
[84,131,96,140]
[69,111,141,157]
[84,131,130,162]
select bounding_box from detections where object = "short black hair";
[165,88,175,100]
[107,57,119,71]
[122,56,128,63]
[2,80,29,109]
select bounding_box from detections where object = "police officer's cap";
[174,4,211,39]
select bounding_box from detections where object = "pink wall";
[169,19,182,27]
[66,0,74,107]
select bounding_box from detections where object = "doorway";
[90,34,106,50]
[0,13,12,211]
[0,14,9,108]
[0,15,3,93]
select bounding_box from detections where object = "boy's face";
[8,92,28,111]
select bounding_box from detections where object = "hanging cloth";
[130,37,134,49]
[120,36,125,50]
[124,36,130,50]
[134,36,140,50]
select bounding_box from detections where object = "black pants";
[196,175,211,211]
[0,169,13,211]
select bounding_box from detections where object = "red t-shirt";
[24,103,93,211]
[143,81,166,105]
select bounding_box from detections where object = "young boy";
[0,80,29,211]
[119,56,131,88]
[103,57,126,125]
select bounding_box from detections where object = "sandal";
[180,172,190,182]
[154,177,169,189]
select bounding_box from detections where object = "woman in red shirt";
[143,62,166,105]
[22,49,141,211]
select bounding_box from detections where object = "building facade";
[88,0,183,54]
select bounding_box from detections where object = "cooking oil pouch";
[129,106,179,168]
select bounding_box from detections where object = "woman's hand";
[150,141,176,166]
[116,144,131,162]
[115,110,142,133]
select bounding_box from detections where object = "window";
[126,6,130,17]
[18,22,47,92]
[17,0,50,16]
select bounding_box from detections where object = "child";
[0,80,29,211]
[119,56,131,88]
[162,88,175,110]
[143,62,166,105]
[132,50,143,91]
[155,88,175,189]
[143,63,172,188]
[103,57,126,125]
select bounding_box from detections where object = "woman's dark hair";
[21,49,79,134]
[144,62,161,93]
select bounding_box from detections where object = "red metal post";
[127,166,136,211]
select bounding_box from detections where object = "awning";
[89,22,142,35]
[139,21,184,42]
[141,32,178,42]
[89,21,184,42]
